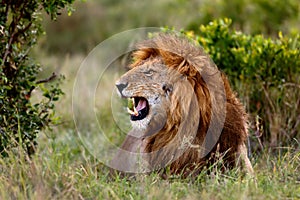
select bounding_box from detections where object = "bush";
[184,19,300,149]
[0,0,74,156]
[187,0,300,36]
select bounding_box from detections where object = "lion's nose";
[116,82,128,94]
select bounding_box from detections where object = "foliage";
[187,0,300,36]
[183,18,300,148]
[0,0,74,155]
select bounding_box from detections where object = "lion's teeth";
[127,97,139,116]
[133,104,138,115]
[127,107,139,116]
[127,107,134,115]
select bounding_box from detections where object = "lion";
[110,33,254,178]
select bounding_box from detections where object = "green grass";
[0,129,299,199]
[0,54,299,199]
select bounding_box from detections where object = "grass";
[0,133,299,199]
[0,54,299,199]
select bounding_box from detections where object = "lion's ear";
[165,57,199,78]
[179,61,199,77]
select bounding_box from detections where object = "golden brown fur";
[110,33,253,177]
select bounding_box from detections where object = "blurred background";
[34,0,300,151]
[40,0,300,55]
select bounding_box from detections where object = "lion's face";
[116,60,175,131]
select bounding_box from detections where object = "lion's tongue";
[136,99,147,112]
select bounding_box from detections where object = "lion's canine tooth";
[127,107,138,116]
[127,97,139,116]
[127,107,135,115]
[132,99,139,115]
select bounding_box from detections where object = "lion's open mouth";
[127,97,149,121]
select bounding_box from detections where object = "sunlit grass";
[0,130,299,199]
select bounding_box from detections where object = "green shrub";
[187,0,300,36]
[0,0,74,156]
[184,19,300,148]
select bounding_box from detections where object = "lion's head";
[115,60,171,132]
[116,58,199,136]
[111,33,253,177]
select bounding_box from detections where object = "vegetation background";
[1,0,300,199]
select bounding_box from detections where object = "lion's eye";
[144,69,154,76]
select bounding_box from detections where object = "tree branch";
[26,72,58,98]
[36,72,57,84]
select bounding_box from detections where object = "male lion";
[110,33,253,178]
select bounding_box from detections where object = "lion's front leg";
[236,143,254,175]
[109,132,150,177]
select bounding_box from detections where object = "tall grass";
[0,130,299,199]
